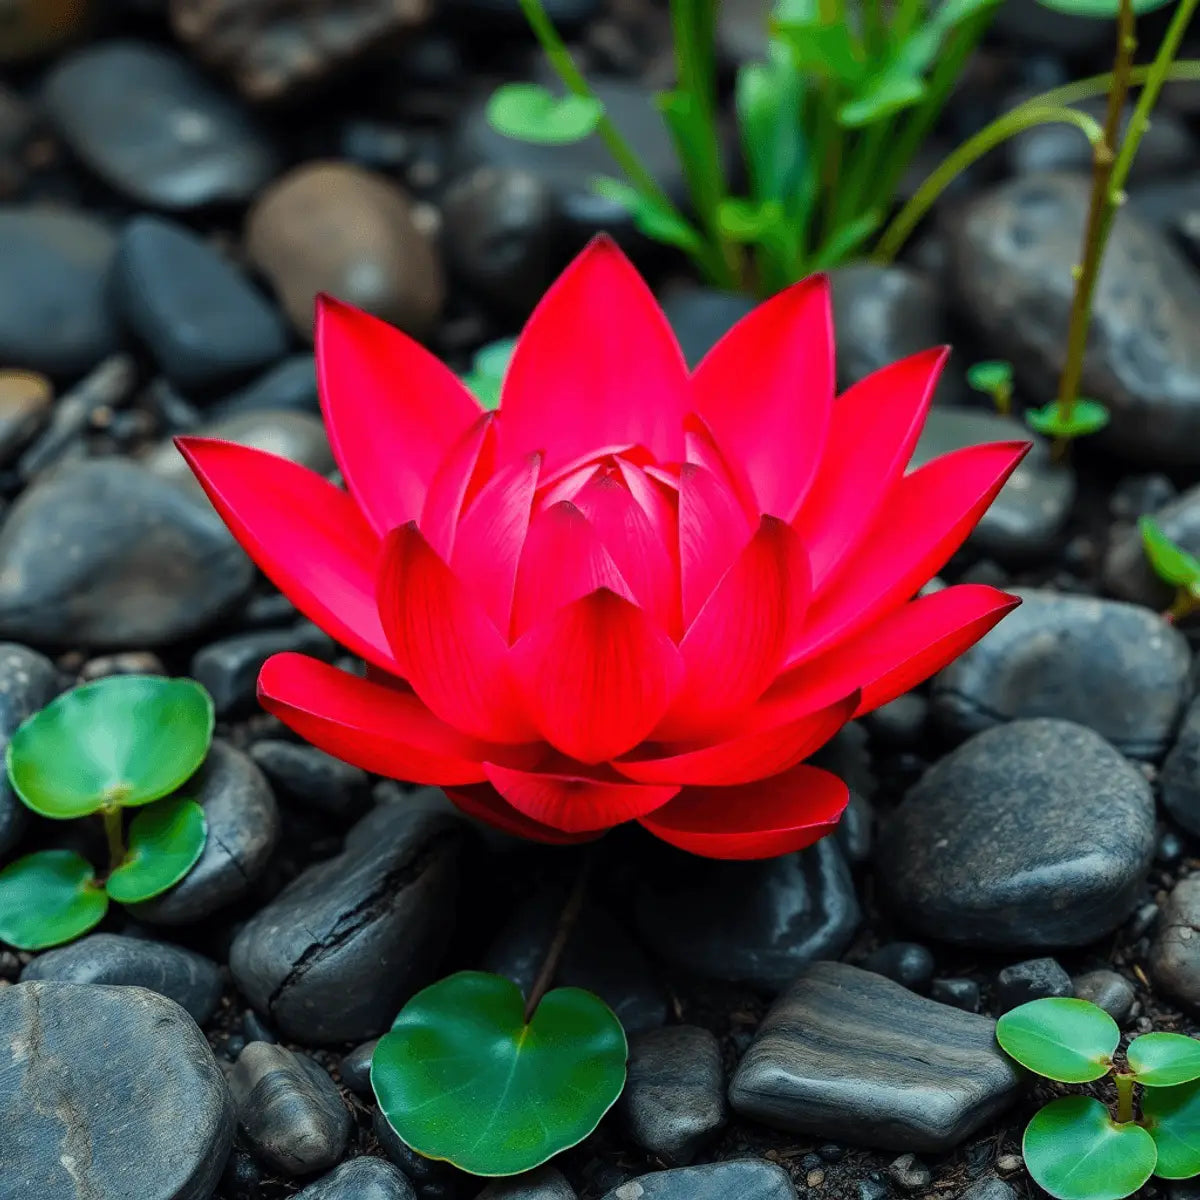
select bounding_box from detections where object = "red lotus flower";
[178,238,1026,859]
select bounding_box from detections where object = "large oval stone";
[0,981,234,1198]
[876,719,1156,948]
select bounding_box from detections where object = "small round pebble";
[889,1154,932,1191]
[1073,969,1136,1024]
[861,942,935,993]
[339,1037,380,1098]
[930,978,981,1012]
[994,958,1073,1013]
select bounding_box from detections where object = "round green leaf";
[967,360,1014,395]
[996,998,1119,1082]
[1033,0,1174,16]
[487,84,604,145]
[105,797,207,904]
[1128,1033,1200,1088]
[0,849,108,950]
[372,971,627,1176]
[1140,517,1200,591]
[1024,1096,1157,1200]
[1145,1079,1200,1179]
[1025,398,1110,440]
[7,675,214,819]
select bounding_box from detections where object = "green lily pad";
[105,797,207,904]
[372,971,627,1176]
[1140,517,1200,592]
[996,997,1119,1082]
[1024,1096,1157,1200]
[1128,1033,1200,1088]
[1025,398,1110,440]
[967,360,1014,395]
[1144,1079,1200,1179]
[7,675,214,819]
[0,849,108,950]
[488,84,604,145]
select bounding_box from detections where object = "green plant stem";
[1115,1073,1136,1124]
[874,106,1104,262]
[514,0,729,286]
[523,853,593,1024]
[102,807,124,875]
[1050,0,1136,461]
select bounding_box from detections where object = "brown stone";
[169,0,431,101]
[245,161,444,341]
[0,369,52,463]
[0,0,91,62]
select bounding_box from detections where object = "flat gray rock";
[932,589,1190,760]
[634,838,859,992]
[21,933,222,1025]
[0,459,254,648]
[0,981,234,1198]
[600,1161,797,1200]
[876,719,1156,948]
[620,1026,725,1165]
[295,1158,416,1199]
[230,801,464,1043]
[729,962,1021,1151]
[0,642,61,856]
[132,740,280,924]
[230,1042,351,1177]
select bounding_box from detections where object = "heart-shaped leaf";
[996,997,1119,1082]
[488,84,604,145]
[1024,1096,1157,1200]
[1129,1033,1200,1088]
[1144,1079,1200,1179]
[7,675,214,819]
[372,971,627,1176]
[105,797,208,904]
[1025,398,1110,440]
[1140,518,1200,591]
[0,849,108,950]
[967,360,1014,396]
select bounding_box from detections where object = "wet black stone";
[296,1158,417,1200]
[230,802,464,1043]
[0,459,254,648]
[994,958,1073,1013]
[877,720,1156,948]
[0,642,61,856]
[43,40,278,209]
[477,1168,576,1200]
[338,1037,379,1098]
[22,933,221,1025]
[1161,696,1200,837]
[930,978,980,1012]
[860,943,936,993]
[210,355,320,417]
[598,1161,797,1200]
[0,981,234,1198]
[249,738,371,819]
[113,215,288,390]
[729,962,1021,1151]
[0,207,121,377]
[230,1042,351,1177]
[634,838,859,992]
[1074,969,1136,1024]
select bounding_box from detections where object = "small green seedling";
[1140,516,1200,624]
[486,85,604,145]
[461,338,517,411]
[372,971,627,1176]
[967,360,1015,416]
[997,997,1200,1200]
[1024,398,1110,461]
[0,675,214,950]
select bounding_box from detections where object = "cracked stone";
[230,1042,351,1177]
[131,740,280,925]
[932,589,1190,760]
[1151,878,1200,1012]
[21,933,221,1025]
[729,962,1021,1151]
[877,720,1156,948]
[230,801,464,1043]
[0,981,234,1199]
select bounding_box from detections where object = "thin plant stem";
[1051,0,1136,460]
[1115,1074,1136,1124]
[523,853,593,1024]
[1030,58,1200,112]
[514,0,729,285]
[102,807,125,875]
[874,106,1104,261]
